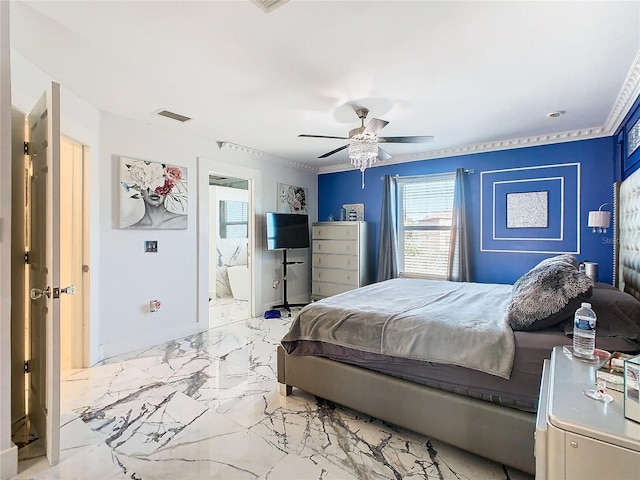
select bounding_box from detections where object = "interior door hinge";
[23,141,30,155]
[24,251,29,264]
[24,360,30,374]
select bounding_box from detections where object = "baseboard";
[96,322,209,363]
[0,443,17,480]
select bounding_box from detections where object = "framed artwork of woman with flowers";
[277,183,308,214]
[119,157,188,229]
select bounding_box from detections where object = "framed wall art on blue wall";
[480,163,580,254]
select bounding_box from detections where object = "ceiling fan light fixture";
[348,133,378,188]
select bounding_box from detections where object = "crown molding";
[223,50,640,177]
[317,126,609,174]
[320,50,640,175]
[604,49,640,134]
[217,141,319,173]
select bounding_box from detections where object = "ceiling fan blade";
[378,135,435,144]
[299,134,350,140]
[377,148,392,161]
[363,118,389,136]
[318,144,349,158]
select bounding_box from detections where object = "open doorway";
[10,130,89,465]
[208,174,252,328]
[59,136,89,372]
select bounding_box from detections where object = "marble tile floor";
[209,296,250,329]
[13,314,534,480]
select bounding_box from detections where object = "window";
[219,200,248,239]
[396,172,456,279]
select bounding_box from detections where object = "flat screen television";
[266,212,310,250]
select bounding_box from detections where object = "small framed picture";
[277,183,308,214]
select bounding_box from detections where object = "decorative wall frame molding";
[480,163,580,254]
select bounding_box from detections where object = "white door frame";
[197,158,262,324]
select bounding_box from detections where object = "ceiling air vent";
[156,110,191,123]
[251,0,289,13]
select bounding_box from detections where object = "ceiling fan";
[298,107,435,161]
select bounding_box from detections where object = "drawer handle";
[318,258,322,264]
[318,244,322,250]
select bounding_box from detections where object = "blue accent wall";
[318,137,616,285]
[616,93,640,178]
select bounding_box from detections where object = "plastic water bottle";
[573,302,597,358]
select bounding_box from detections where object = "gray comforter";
[281,278,516,379]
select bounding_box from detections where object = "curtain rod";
[381,169,474,180]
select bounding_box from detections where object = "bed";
[277,169,640,475]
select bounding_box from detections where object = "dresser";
[535,346,640,479]
[311,221,373,300]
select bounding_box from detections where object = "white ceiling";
[9,1,640,172]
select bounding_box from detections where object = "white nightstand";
[536,346,640,479]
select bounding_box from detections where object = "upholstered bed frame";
[277,168,640,475]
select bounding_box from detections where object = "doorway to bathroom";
[208,174,252,329]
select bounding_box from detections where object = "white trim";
[217,141,318,173]
[319,53,640,176]
[480,248,580,255]
[604,49,640,134]
[0,445,17,480]
[480,163,580,254]
[492,177,564,241]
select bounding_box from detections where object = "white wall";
[99,114,317,357]
[2,8,318,475]
[10,51,102,366]
[10,51,317,362]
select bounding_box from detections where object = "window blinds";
[397,172,456,279]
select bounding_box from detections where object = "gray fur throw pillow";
[507,255,593,331]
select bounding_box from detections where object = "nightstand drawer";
[312,254,358,270]
[312,268,359,285]
[313,240,357,255]
[313,224,359,240]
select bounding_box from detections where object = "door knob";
[30,286,51,300]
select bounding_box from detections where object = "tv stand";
[272,249,307,316]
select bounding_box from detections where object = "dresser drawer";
[312,282,355,298]
[312,268,359,285]
[312,254,358,270]
[313,239,357,255]
[313,224,359,240]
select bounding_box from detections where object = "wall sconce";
[588,203,611,233]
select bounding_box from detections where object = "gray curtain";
[448,168,471,282]
[376,174,399,281]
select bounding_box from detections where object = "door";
[10,108,27,425]
[27,82,61,465]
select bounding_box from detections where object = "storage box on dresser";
[311,221,373,300]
